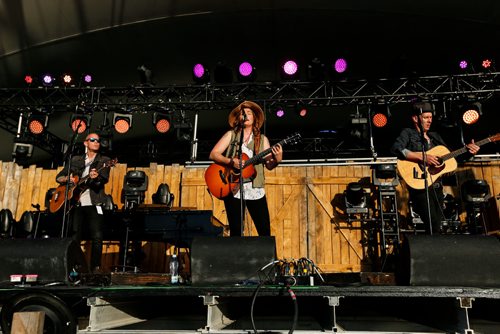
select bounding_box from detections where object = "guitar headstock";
[281,133,302,146]
[489,133,500,142]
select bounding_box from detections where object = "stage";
[1,275,500,333]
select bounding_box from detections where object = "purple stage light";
[459,60,468,69]
[239,62,253,77]
[43,75,53,85]
[283,60,298,76]
[276,107,285,118]
[334,58,347,73]
[84,74,92,83]
[193,64,206,78]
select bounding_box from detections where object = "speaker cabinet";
[398,234,500,287]
[0,238,88,284]
[191,236,276,285]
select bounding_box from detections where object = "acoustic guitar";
[204,133,301,199]
[397,134,499,190]
[49,158,118,213]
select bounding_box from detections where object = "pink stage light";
[334,58,347,73]
[282,60,298,76]
[238,62,254,77]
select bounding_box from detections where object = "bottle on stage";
[169,254,179,284]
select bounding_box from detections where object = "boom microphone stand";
[417,108,433,235]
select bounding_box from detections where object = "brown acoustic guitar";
[49,158,118,213]
[397,133,499,189]
[204,133,301,199]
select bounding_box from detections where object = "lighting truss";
[0,72,499,160]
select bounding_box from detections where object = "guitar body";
[204,153,256,199]
[49,176,80,213]
[397,145,458,190]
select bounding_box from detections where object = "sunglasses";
[87,137,100,143]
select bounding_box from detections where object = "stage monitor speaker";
[191,236,276,285]
[0,238,88,284]
[398,234,500,287]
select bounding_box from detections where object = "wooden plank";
[11,311,44,334]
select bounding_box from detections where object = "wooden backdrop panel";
[1,160,499,274]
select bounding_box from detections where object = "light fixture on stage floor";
[113,113,132,134]
[152,183,174,208]
[193,63,210,84]
[0,209,14,238]
[70,114,91,134]
[344,182,369,215]
[237,61,256,82]
[461,179,491,234]
[121,170,148,210]
[281,59,299,80]
[153,112,171,134]
[461,101,481,125]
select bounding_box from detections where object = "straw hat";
[228,100,265,129]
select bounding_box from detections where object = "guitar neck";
[441,137,492,161]
[243,146,275,168]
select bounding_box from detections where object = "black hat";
[412,101,434,115]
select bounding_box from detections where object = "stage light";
[12,142,34,159]
[137,65,154,85]
[42,74,54,86]
[238,61,256,81]
[113,113,133,134]
[344,182,369,215]
[481,58,492,69]
[295,102,308,117]
[83,74,92,83]
[27,114,48,135]
[371,103,391,128]
[282,60,299,78]
[459,60,468,70]
[461,102,481,125]
[275,106,285,118]
[121,170,148,210]
[24,75,33,85]
[70,114,91,134]
[334,58,348,73]
[153,112,171,133]
[193,63,210,83]
[152,183,174,207]
[62,74,73,85]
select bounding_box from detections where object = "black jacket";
[56,153,111,205]
[391,128,447,160]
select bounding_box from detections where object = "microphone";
[241,106,247,122]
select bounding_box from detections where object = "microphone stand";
[60,121,83,238]
[417,109,433,235]
[238,111,246,236]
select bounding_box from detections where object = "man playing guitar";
[391,102,480,234]
[56,133,111,273]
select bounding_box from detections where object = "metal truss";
[1,71,499,160]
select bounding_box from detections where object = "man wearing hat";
[209,100,283,236]
[391,101,479,234]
